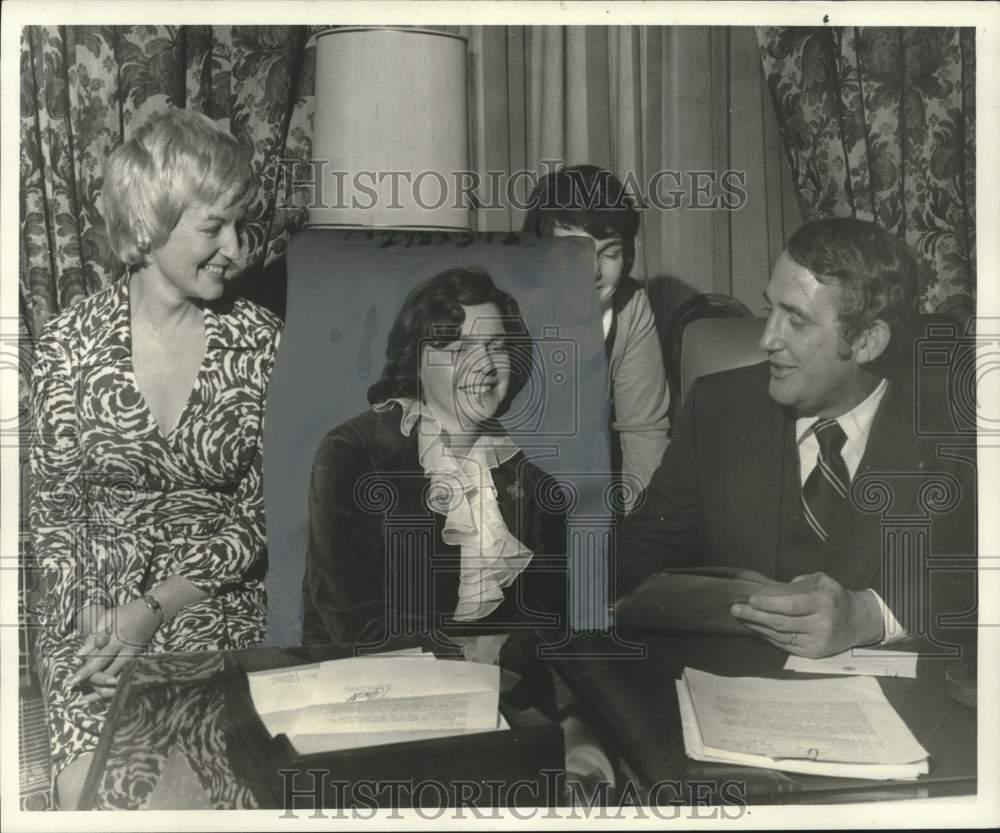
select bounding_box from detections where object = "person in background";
[523,165,670,512]
[29,107,281,807]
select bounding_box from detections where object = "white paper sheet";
[784,648,919,679]
[247,655,500,740]
[290,714,510,755]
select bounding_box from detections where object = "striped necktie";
[801,418,850,543]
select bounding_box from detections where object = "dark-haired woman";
[302,268,567,650]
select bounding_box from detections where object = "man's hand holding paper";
[616,567,885,658]
[616,567,823,636]
[730,571,884,658]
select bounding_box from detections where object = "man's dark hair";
[367,267,533,416]
[786,217,919,362]
[522,164,641,274]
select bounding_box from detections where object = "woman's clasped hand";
[69,599,164,701]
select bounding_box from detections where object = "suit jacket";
[302,407,569,648]
[617,361,976,642]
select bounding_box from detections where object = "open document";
[247,653,504,755]
[677,668,928,780]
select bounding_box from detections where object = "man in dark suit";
[617,218,976,658]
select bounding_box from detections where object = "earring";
[136,227,150,255]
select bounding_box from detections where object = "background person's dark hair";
[367,267,534,417]
[786,217,919,369]
[523,164,641,275]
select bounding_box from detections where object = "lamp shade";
[310,27,471,231]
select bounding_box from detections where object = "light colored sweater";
[607,278,671,511]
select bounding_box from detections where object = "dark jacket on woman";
[302,406,569,649]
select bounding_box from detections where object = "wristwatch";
[141,592,165,625]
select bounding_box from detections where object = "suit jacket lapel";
[383,434,460,615]
[830,377,921,590]
[736,384,790,578]
[774,411,805,579]
[489,455,524,536]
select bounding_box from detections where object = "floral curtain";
[17,25,325,699]
[19,24,323,339]
[757,27,975,315]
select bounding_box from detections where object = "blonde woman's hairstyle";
[101,107,252,265]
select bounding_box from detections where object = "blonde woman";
[29,108,280,807]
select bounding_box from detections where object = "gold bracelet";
[141,592,165,625]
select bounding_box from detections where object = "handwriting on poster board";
[337,229,526,250]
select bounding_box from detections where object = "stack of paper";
[247,652,504,755]
[677,668,929,780]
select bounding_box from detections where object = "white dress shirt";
[794,378,905,643]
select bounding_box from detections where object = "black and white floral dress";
[29,276,281,777]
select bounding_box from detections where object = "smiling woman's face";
[144,192,245,303]
[420,302,511,434]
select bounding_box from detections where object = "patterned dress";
[29,276,281,777]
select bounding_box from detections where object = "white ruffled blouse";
[373,397,534,621]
